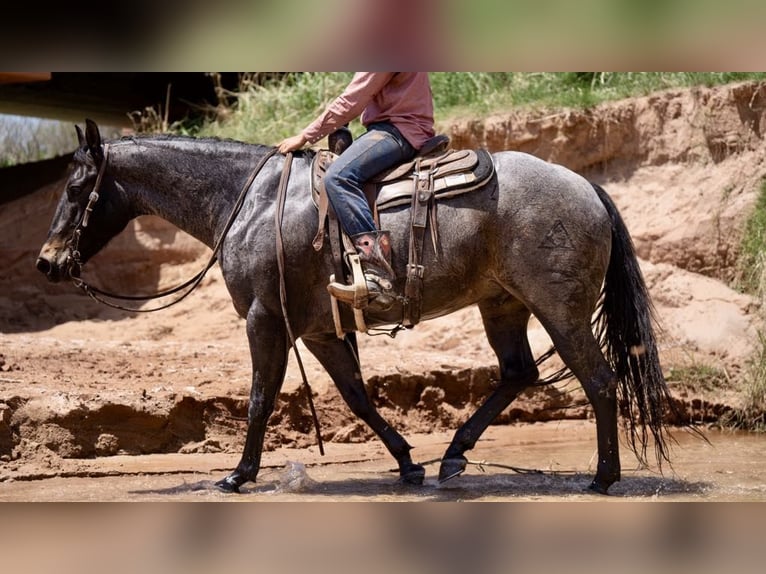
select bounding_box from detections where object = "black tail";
[591,182,674,467]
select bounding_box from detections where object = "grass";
[195,73,354,144]
[731,180,766,430]
[191,72,766,146]
[736,180,766,297]
[666,363,730,395]
[737,332,766,430]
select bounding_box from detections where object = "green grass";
[192,72,766,145]
[737,180,766,297]
[728,186,766,430]
[666,363,730,395]
[196,73,354,144]
[733,181,766,430]
[722,332,766,431]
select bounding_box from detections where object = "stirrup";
[328,252,369,336]
[329,273,367,337]
[327,253,369,309]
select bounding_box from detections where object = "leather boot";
[327,231,396,310]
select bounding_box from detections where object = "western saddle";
[311,133,495,337]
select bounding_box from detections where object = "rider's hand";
[277,134,307,154]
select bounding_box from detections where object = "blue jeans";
[325,122,416,237]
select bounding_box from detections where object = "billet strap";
[403,159,435,327]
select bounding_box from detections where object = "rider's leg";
[324,122,416,309]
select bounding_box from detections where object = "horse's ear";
[84,118,103,162]
[75,124,85,148]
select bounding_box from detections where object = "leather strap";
[312,151,331,251]
[404,159,435,327]
[274,152,324,455]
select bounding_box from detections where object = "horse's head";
[36,119,132,282]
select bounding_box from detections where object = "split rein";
[68,146,325,455]
[68,144,278,312]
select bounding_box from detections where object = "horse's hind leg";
[302,332,425,484]
[439,297,540,482]
[536,315,620,494]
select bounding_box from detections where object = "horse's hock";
[1,81,765,467]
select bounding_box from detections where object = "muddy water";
[1,420,764,501]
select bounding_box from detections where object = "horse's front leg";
[216,303,287,493]
[302,332,425,484]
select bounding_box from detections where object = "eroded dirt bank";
[1,81,766,488]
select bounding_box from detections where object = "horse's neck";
[111,139,261,248]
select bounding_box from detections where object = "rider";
[277,72,435,310]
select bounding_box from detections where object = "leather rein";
[69,144,279,312]
[68,145,325,454]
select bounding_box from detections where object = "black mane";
[114,132,275,153]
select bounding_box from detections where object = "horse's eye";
[66,184,83,201]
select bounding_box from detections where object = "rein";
[275,152,324,455]
[70,145,278,312]
[69,145,324,454]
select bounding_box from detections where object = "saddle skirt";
[311,146,495,213]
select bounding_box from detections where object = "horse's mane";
[112,133,275,153]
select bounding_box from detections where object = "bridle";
[68,143,279,312]
[65,144,324,453]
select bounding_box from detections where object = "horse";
[36,119,674,495]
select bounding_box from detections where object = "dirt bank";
[1,81,765,490]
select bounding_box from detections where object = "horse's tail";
[591,182,674,468]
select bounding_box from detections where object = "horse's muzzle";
[36,253,79,283]
[36,256,62,282]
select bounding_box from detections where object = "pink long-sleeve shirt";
[301,72,435,150]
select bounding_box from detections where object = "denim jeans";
[324,122,416,237]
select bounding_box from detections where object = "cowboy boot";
[327,230,396,310]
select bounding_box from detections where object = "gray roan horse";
[37,119,674,495]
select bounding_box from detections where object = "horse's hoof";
[400,463,426,485]
[215,475,242,493]
[587,479,611,495]
[438,457,467,483]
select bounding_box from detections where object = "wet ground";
[2,420,764,501]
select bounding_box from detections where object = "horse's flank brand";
[539,219,574,249]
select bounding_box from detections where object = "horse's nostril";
[36,257,51,275]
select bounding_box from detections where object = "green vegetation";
[737,180,766,297]
[732,180,766,430]
[196,72,354,144]
[733,331,766,431]
[666,363,730,395]
[192,72,766,145]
